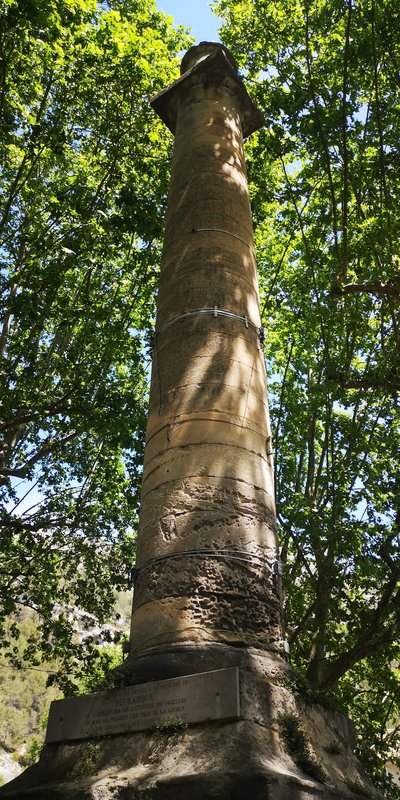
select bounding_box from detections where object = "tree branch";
[339,0,352,284]
[0,429,82,481]
[327,372,400,391]
[311,577,400,688]
[331,282,400,301]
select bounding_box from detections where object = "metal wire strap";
[156,307,259,337]
[130,549,283,585]
[146,309,266,353]
[191,227,252,250]
[162,227,254,255]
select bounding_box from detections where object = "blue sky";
[157,0,222,42]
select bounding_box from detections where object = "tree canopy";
[0,0,399,793]
[214,0,400,790]
[0,0,190,684]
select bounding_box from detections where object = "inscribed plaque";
[45,667,240,743]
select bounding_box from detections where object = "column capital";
[150,41,265,139]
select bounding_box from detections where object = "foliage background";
[0,0,190,685]
[0,0,398,794]
[0,593,131,785]
[213,0,400,792]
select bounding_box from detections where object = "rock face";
[0,751,22,787]
[0,42,382,800]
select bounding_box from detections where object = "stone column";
[129,42,284,669]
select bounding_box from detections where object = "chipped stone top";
[150,42,265,139]
[180,42,238,74]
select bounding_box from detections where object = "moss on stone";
[279,712,327,784]
[66,742,101,780]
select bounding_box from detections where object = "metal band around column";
[156,307,259,336]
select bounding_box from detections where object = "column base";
[0,760,376,800]
[0,648,381,800]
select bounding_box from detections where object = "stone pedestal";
[0,648,380,799]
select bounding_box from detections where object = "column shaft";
[130,53,283,659]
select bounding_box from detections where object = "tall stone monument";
[128,40,284,682]
[0,42,381,800]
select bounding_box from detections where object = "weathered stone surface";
[130,561,283,656]
[160,241,258,290]
[151,44,265,138]
[137,479,277,551]
[180,42,239,75]
[156,276,261,323]
[0,655,381,799]
[143,418,271,466]
[142,439,273,487]
[128,41,281,660]
[45,668,240,743]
